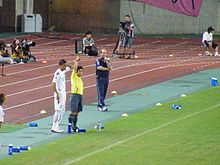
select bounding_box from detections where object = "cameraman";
[122,15,135,58]
[21,38,30,56]
[21,38,36,62]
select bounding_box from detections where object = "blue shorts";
[122,36,134,48]
[70,94,83,112]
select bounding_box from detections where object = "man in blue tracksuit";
[96,49,112,111]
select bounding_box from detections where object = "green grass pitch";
[0,86,220,165]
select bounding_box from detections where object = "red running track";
[1,33,220,123]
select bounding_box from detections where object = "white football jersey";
[52,67,70,94]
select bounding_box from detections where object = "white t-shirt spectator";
[202,32,213,42]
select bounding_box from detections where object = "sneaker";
[205,51,212,56]
[126,56,131,59]
[58,129,64,132]
[215,52,220,56]
[102,106,108,112]
[97,106,103,112]
[72,127,79,133]
[51,129,63,133]
[134,55,138,59]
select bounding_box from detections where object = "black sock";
[73,115,78,129]
[68,114,74,125]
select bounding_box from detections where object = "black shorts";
[212,42,218,49]
[70,94,83,112]
[204,41,218,49]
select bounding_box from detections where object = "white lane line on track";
[0,59,134,88]
[6,60,216,98]
[134,40,161,48]
[5,58,196,97]
[97,38,107,41]
[2,51,217,89]
[1,49,203,88]
[31,37,48,41]
[37,40,68,46]
[64,103,219,164]
[105,40,161,48]
[4,61,217,111]
[105,43,115,47]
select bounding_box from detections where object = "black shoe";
[72,127,79,133]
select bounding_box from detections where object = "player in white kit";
[51,59,71,133]
[0,93,5,128]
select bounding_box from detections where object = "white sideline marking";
[64,103,220,164]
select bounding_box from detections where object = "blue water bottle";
[8,144,13,155]
[29,122,39,127]
[68,123,72,134]
[76,128,86,133]
[19,146,31,150]
[12,147,20,153]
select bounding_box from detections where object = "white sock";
[52,111,59,130]
[56,114,63,130]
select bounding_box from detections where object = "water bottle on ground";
[12,147,20,153]
[76,128,86,133]
[8,144,13,155]
[19,146,31,150]
[68,123,72,134]
[29,122,39,127]
[95,122,102,132]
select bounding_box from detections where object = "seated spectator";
[1,48,11,58]
[0,47,13,64]
[0,41,6,54]
[11,39,25,63]
[82,31,98,56]
[202,27,220,56]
